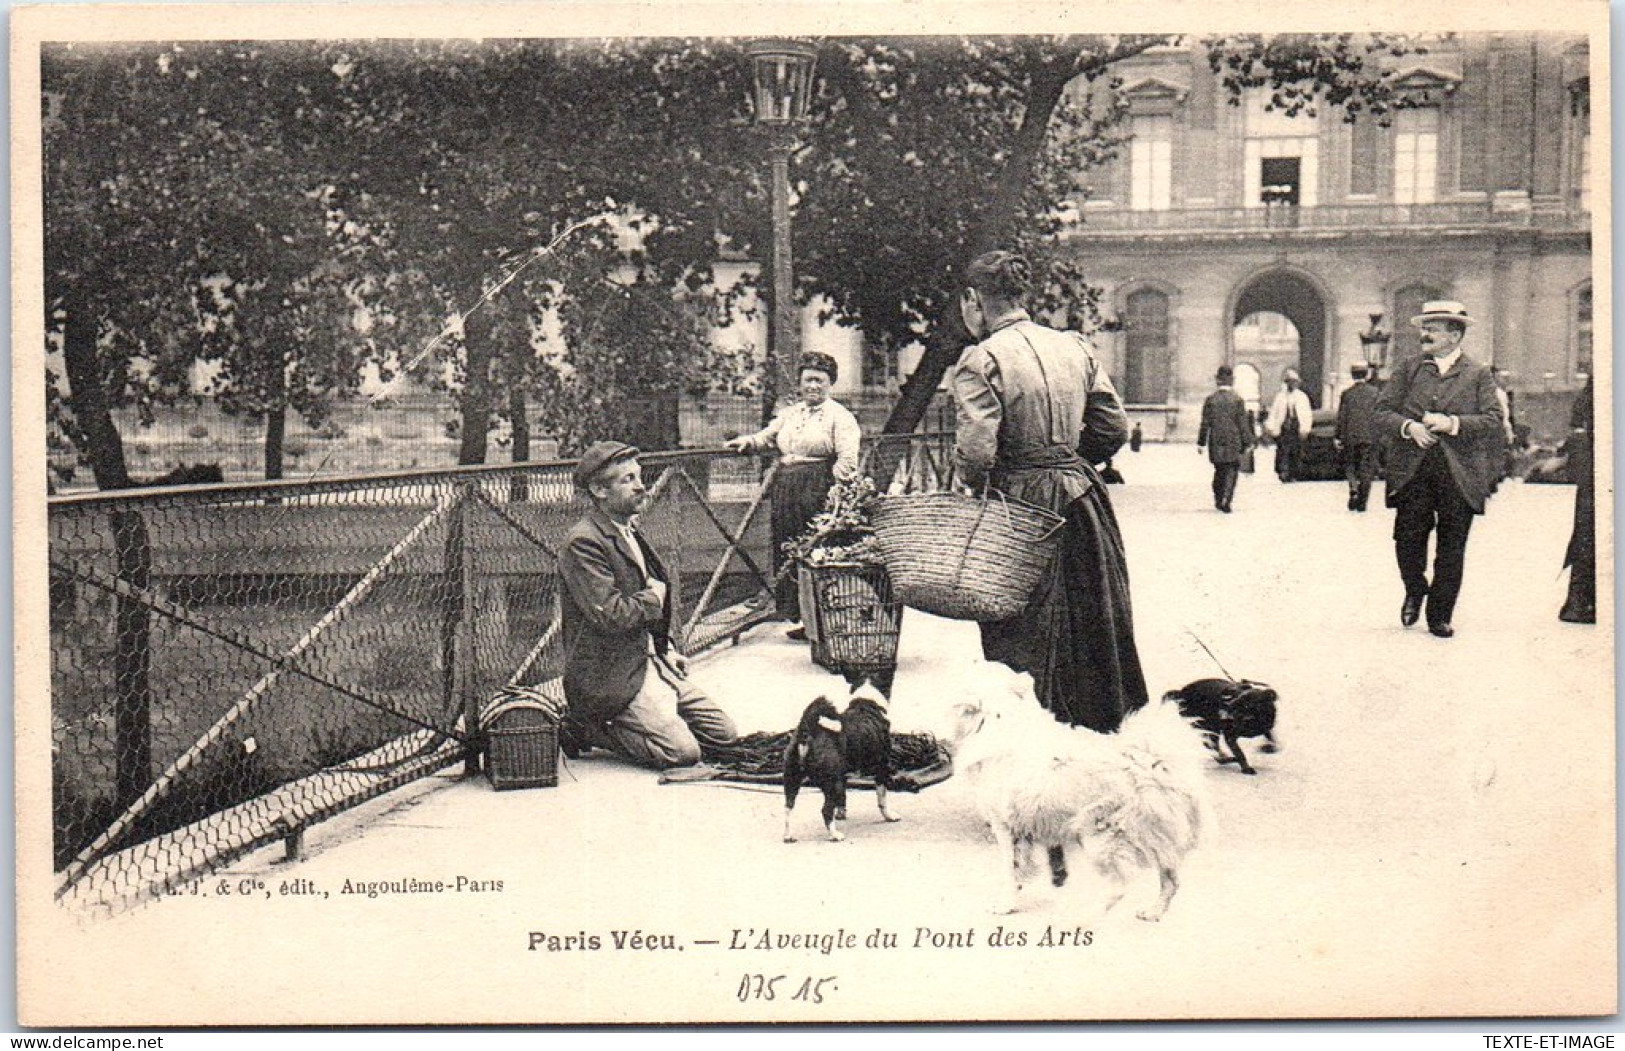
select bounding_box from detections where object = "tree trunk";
[878,51,1079,441]
[59,295,133,491]
[58,292,152,805]
[264,403,286,481]
[457,305,497,466]
[508,383,529,502]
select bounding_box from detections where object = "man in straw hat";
[1371,301,1505,639]
[557,441,738,767]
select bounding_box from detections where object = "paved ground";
[29,445,1615,1026]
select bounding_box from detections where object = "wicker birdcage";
[798,562,902,677]
[479,685,563,790]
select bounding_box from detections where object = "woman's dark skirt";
[978,481,1150,733]
[769,459,835,620]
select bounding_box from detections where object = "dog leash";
[1185,629,1236,681]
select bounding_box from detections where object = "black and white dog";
[783,681,899,842]
[1164,677,1279,776]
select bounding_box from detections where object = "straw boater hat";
[1410,300,1474,327]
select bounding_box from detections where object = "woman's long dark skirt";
[978,485,1149,733]
[769,460,835,620]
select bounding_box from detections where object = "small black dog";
[783,681,899,841]
[1165,677,1279,776]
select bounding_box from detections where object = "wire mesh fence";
[47,435,956,913]
[47,449,790,912]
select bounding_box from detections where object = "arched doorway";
[1230,270,1330,407]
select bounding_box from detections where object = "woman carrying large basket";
[949,250,1149,733]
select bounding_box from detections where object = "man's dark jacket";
[1372,352,1504,513]
[558,507,676,725]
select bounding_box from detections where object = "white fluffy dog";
[944,662,1212,919]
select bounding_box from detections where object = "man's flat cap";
[573,441,641,491]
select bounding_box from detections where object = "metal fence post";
[442,483,479,776]
[111,507,153,808]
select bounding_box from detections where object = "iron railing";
[1068,200,1591,236]
[48,436,952,914]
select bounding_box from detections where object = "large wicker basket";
[870,491,1065,621]
[479,685,562,791]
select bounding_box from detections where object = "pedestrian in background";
[1560,375,1595,624]
[1490,366,1516,489]
[1265,368,1314,483]
[1129,422,1144,452]
[1336,361,1381,512]
[1198,364,1252,513]
[1372,301,1504,639]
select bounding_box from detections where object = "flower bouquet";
[782,474,885,568]
[783,475,901,673]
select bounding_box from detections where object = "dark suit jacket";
[1336,380,1380,447]
[558,508,676,724]
[1372,352,1504,513]
[1198,388,1253,465]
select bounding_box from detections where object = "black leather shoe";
[1559,604,1596,624]
[1401,595,1424,627]
[1427,622,1454,639]
[786,625,808,641]
[558,721,590,760]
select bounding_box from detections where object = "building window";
[1557,73,1593,215]
[859,336,895,388]
[1579,125,1591,213]
[1393,108,1439,205]
[1391,285,1442,362]
[1123,288,1172,403]
[1575,282,1592,376]
[1348,115,1382,197]
[1244,91,1318,208]
[1130,115,1173,212]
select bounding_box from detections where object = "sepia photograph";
[11,0,1615,1028]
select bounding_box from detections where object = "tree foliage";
[41,33,1425,485]
[783,34,1423,435]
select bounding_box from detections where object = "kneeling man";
[559,441,737,768]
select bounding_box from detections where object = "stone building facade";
[1063,32,1594,443]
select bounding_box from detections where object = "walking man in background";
[1372,301,1504,639]
[1265,368,1314,483]
[1560,375,1596,624]
[1336,361,1381,511]
[1198,365,1252,513]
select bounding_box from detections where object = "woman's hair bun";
[966,250,1033,300]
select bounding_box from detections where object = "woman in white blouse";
[726,352,863,637]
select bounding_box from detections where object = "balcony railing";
[1068,200,1591,236]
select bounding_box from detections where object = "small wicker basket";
[870,490,1065,621]
[480,686,562,790]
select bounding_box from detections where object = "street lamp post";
[1358,313,1391,383]
[746,38,818,424]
